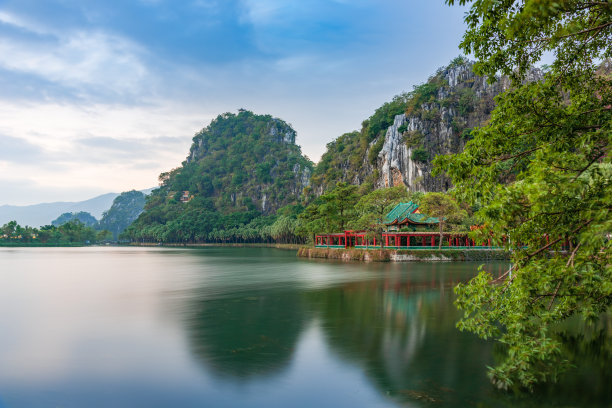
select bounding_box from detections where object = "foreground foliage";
[438,0,611,390]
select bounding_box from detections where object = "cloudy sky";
[0,0,468,205]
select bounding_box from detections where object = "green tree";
[351,186,413,247]
[2,221,17,238]
[326,182,359,231]
[96,230,113,242]
[296,201,328,244]
[271,215,298,244]
[419,193,465,249]
[438,0,612,389]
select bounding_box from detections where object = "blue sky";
[0,0,468,205]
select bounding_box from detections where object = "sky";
[0,0,469,206]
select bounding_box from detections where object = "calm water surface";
[0,247,609,407]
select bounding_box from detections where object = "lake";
[0,247,609,407]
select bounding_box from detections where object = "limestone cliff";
[375,60,542,191]
[311,59,543,193]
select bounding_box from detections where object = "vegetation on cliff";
[165,110,312,213]
[310,55,510,194]
[97,190,146,240]
[310,91,413,194]
[123,111,313,243]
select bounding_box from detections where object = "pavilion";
[314,201,495,249]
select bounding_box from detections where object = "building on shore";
[314,202,497,250]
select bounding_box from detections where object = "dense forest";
[1,220,111,246]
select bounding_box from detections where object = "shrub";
[411,148,429,163]
[368,137,385,164]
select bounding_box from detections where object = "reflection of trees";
[553,323,612,405]
[185,289,305,380]
[306,280,495,405]
[181,256,610,406]
[306,276,612,406]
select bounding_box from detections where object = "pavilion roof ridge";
[384,201,439,226]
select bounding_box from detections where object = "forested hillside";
[123,111,313,243]
[97,190,146,240]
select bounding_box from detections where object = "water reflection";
[0,248,609,407]
[183,257,611,407]
[304,281,495,406]
[185,289,306,380]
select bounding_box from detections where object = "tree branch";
[526,220,592,259]
[558,21,612,39]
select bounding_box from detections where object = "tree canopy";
[419,193,466,249]
[51,211,97,227]
[438,0,611,390]
[1,220,102,245]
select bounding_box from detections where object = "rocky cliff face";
[312,59,542,194]
[374,60,538,191]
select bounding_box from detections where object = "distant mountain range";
[0,188,154,227]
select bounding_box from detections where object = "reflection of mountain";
[182,257,610,406]
[185,289,305,380]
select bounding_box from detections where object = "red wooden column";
[385,235,389,247]
[431,236,435,246]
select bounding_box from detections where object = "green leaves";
[443,0,612,391]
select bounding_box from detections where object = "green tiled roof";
[384,201,439,225]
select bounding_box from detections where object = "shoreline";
[127,242,303,251]
[297,247,510,262]
[2,242,510,262]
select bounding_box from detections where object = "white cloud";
[0,100,210,204]
[0,10,48,35]
[238,0,285,25]
[0,11,149,98]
